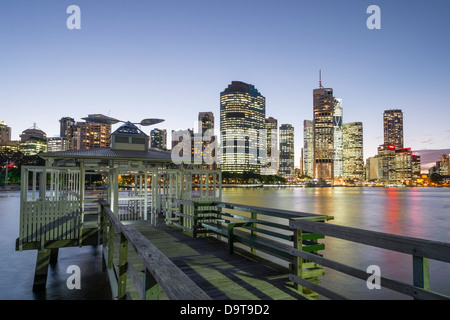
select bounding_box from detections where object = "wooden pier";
[14,120,450,300]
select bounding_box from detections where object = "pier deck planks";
[125,220,305,300]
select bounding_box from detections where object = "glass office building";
[342,122,364,180]
[313,87,335,181]
[383,109,404,149]
[220,81,266,173]
[279,124,295,178]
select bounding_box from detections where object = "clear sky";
[1,0,449,166]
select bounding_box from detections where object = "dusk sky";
[1,0,449,166]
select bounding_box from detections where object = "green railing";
[289,218,450,300]
[170,199,333,299]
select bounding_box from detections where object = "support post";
[413,255,430,294]
[144,269,160,300]
[49,248,59,265]
[33,249,51,292]
[294,228,303,292]
[118,232,128,300]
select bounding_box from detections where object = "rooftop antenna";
[319,69,323,88]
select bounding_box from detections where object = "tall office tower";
[78,114,111,149]
[60,117,75,139]
[333,99,343,178]
[59,117,79,150]
[342,122,364,180]
[220,81,266,173]
[383,109,404,149]
[196,112,216,168]
[150,128,167,150]
[313,75,335,181]
[279,124,294,178]
[261,117,278,175]
[303,120,314,178]
[0,122,11,143]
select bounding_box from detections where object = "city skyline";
[1,1,450,167]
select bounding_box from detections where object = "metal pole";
[5,160,8,184]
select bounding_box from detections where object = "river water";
[1,187,449,300]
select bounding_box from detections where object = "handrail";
[289,218,450,300]
[100,201,211,300]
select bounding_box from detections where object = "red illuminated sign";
[388,144,395,150]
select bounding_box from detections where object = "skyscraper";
[220,81,266,173]
[279,124,294,178]
[261,117,278,175]
[333,99,343,178]
[197,112,216,169]
[303,120,314,178]
[342,122,364,180]
[383,109,404,149]
[313,77,335,181]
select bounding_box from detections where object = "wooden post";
[143,269,160,300]
[33,249,51,291]
[251,212,257,254]
[413,255,430,294]
[117,232,128,300]
[294,228,303,292]
[107,221,114,269]
[49,248,59,265]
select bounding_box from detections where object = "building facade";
[0,122,11,143]
[220,81,266,173]
[261,117,278,175]
[333,99,343,178]
[342,122,364,180]
[19,124,47,156]
[383,109,404,149]
[150,128,167,150]
[279,124,294,179]
[196,112,216,169]
[47,137,69,152]
[303,120,314,178]
[313,86,335,181]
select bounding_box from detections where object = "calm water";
[1,187,449,300]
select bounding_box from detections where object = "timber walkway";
[123,219,305,300]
